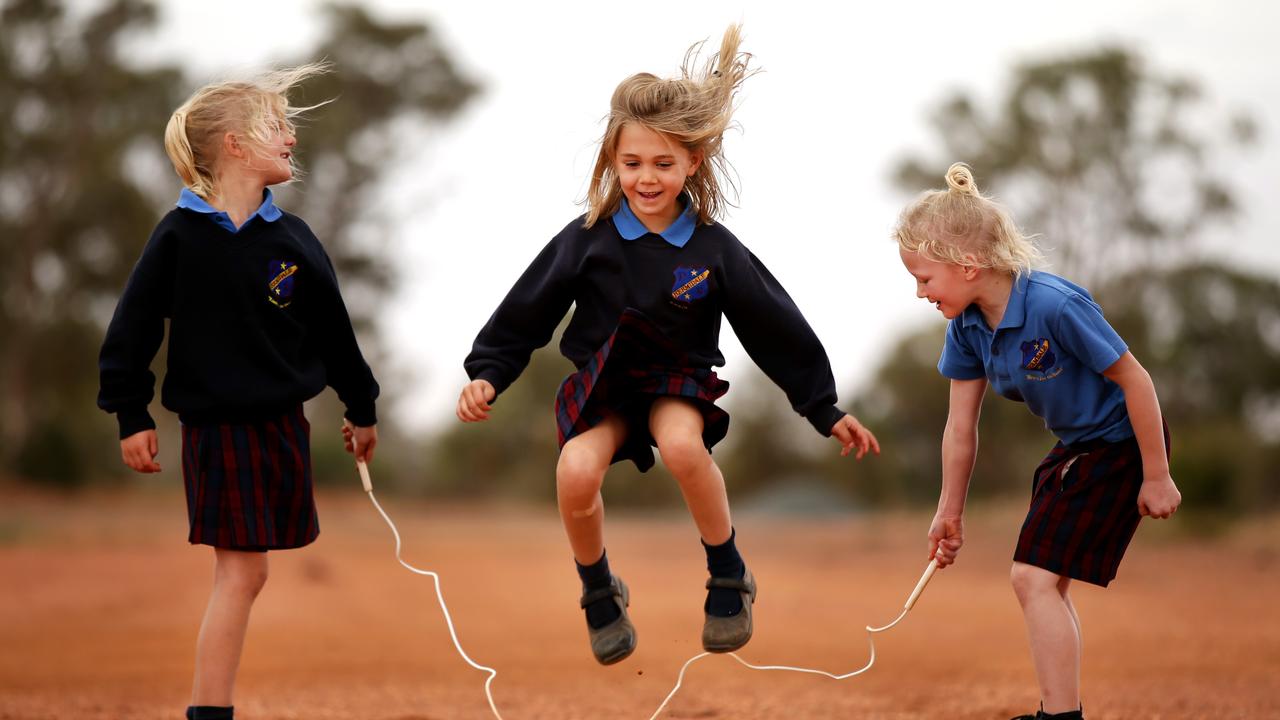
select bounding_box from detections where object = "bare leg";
[1059,575,1083,704]
[650,397,731,545]
[556,413,628,564]
[1011,562,1081,715]
[191,548,269,706]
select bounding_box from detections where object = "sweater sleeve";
[721,240,845,436]
[97,225,173,438]
[309,242,380,427]
[464,230,578,396]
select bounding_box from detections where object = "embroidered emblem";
[1020,338,1056,374]
[268,260,298,308]
[671,266,711,303]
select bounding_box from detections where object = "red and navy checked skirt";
[180,406,318,551]
[1014,425,1171,587]
[555,308,730,472]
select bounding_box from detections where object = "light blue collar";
[177,187,282,233]
[612,195,697,248]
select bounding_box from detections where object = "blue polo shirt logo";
[1020,338,1057,374]
[671,266,711,303]
[268,260,298,308]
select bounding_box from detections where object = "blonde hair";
[583,24,756,228]
[894,162,1042,278]
[163,62,331,199]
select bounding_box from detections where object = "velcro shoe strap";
[580,583,621,608]
[705,576,752,592]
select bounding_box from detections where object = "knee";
[218,556,269,599]
[656,433,709,479]
[1009,562,1056,606]
[556,445,606,501]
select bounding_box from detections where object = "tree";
[1,0,183,481]
[1100,263,1280,512]
[894,48,1252,287]
[0,0,478,484]
[864,47,1277,516]
[275,3,479,329]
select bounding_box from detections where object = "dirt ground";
[1,487,1277,720]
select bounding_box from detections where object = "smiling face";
[899,246,977,319]
[250,114,297,186]
[613,122,701,233]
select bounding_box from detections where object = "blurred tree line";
[844,48,1278,518]
[3,2,1275,519]
[0,0,476,485]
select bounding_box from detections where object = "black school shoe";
[579,575,637,665]
[701,567,757,652]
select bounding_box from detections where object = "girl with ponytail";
[98,64,380,720]
[896,163,1181,720]
[458,25,879,666]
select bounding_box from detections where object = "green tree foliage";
[839,48,1274,514]
[275,3,478,330]
[1101,263,1280,512]
[0,0,477,485]
[1,0,183,482]
[723,48,1275,516]
[894,47,1250,287]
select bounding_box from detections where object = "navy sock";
[575,550,621,629]
[703,528,746,617]
[186,707,234,720]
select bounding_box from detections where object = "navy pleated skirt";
[554,308,730,472]
[1014,424,1171,587]
[180,406,318,551]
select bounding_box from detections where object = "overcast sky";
[126,0,1280,431]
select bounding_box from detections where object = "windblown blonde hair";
[583,25,756,228]
[894,162,1042,278]
[163,62,331,199]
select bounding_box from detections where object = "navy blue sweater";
[465,216,845,436]
[98,208,379,437]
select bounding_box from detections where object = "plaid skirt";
[180,406,319,551]
[554,308,730,472]
[1014,424,1171,587]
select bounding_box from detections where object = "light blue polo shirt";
[177,187,282,233]
[938,271,1133,445]
[612,196,697,248]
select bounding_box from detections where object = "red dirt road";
[1,488,1277,719]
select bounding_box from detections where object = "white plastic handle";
[343,419,373,492]
[356,459,372,493]
[904,558,939,611]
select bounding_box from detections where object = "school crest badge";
[268,260,298,308]
[671,266,711,303]
[1020,338,1056,374]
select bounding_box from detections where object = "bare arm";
[1102,352,1181,518]
[930,377,987,567]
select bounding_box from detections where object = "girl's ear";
[960,254,982,280]
[222,131,244,159]
[687,150,703,177]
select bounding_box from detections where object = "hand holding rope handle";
[342,419,374,492]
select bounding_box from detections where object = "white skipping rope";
[350,452,939,720]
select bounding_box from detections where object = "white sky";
[130,0,1280,432]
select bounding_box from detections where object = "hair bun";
[945,162,979,196]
